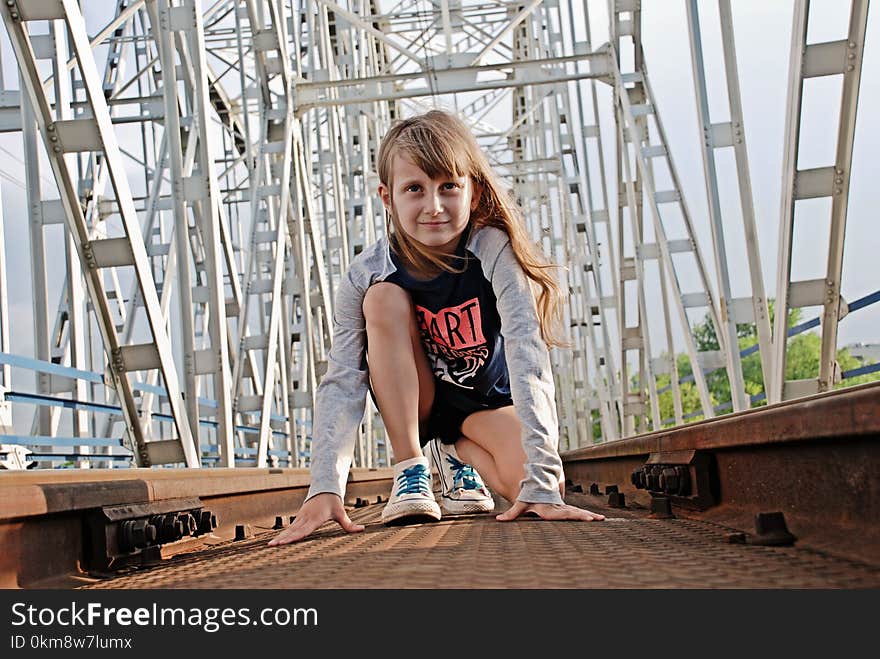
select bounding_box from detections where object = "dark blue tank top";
[384,232,512,409]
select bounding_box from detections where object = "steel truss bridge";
[0,0,875,472]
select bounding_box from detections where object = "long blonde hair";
[376,110,567,348]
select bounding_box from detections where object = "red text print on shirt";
[416,298,489,388]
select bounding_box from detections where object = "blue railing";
[0,352,309,468]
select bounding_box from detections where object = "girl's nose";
[425,193,443,215]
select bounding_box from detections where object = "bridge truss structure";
[0,0,873,469]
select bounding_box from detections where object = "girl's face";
[378,154,481,252]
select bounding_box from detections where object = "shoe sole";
[440,497,495,515]
[381,501,441,526]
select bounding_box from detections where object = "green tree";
[689,301,879,410]
[596,301,877,440]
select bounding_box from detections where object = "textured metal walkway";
[80,493,880,590]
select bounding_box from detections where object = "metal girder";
[685,0,772,411]
[771,0,869,403]
[0,0,871,472]
[610,2,727,428]
[2,0,199,467]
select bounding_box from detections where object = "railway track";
[2,383,878,589]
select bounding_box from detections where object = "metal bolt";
[178,513,197,536]
[650,496,673,519]
[608,491,626,508]
[197,510,217,534]
[847,65,854,72]
[753,511,796,545]
[53,146,61,153]
[660,467,679,493]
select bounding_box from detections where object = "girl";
[269,110,604,546]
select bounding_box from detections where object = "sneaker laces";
[396,464,431,495]
[446,455,483,491]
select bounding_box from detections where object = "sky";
[620,0,879,348]
[0,0,876,385]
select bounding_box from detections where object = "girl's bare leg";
[362,283,434,462]
[455,406,565,503]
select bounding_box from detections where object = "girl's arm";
[304,270,370,502]
[487,236,565,506]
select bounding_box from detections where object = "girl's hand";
[496,500,605,522]
[267,493,364,546]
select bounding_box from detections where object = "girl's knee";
[363,283,413,326]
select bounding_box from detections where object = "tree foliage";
[592,300,879,438]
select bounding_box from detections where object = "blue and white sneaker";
[381,456,442,526]
[428,439,495,515]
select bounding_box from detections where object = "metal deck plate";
[80,496,880,589]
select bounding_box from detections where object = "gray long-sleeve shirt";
[305,225,564,505]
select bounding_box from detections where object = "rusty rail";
[561,381,880,565]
